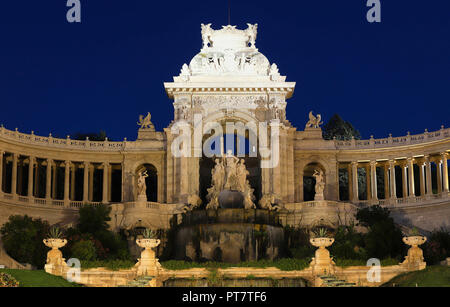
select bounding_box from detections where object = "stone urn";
[309,237,335,275]
[401,236,427,270]
[135,238,161,276]
[43,238,67,276]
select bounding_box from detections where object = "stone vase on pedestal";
[401,236,427,270]
[43,238,67,276]
[135,238,161,276]
[309,237,335,276]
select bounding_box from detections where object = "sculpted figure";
[305,111,323,129]
[312,169,325,200]
[137,112,154,130]
[237,159,249,192]
[212,158,225,191]
[224,150,239,190]
[137,170,148,197]
[243,182,256,209]
[201,23,213,48]
[246,23,258,47]
[259,193,280,211]
[183,193,203,212]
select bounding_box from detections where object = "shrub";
[356,206,405,259]
[0,272,19,287]
[70,240,97,261]
[0,215,50,269]
[79,259,135,271]
[423,228,450,264]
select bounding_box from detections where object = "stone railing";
[0,193,105,209]
[0,126,125,152]
[335,126,450,149]
[353,192,449,208]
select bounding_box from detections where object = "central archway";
[199,130,261,206]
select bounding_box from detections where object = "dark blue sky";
[0,1,449,141]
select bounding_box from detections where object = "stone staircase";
[319,275,356,287]
[119,275,155,287]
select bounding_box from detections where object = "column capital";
[406,157,415,163]
[388,159,396,166]
[351,161,358,166]
[441,152,448,159]
[370,160,377,166]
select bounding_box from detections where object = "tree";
[73,130,108,141]
[356,205,405,259]
[0,215,50,268]
[77,204,111,234]
[322,114,361,140]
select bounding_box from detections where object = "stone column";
[401,163,408,198]
[365,164,371,200]
[370,161,378,201]
[46,159,53,200]
[407,158,415,198]
[34,159,40,197]
[107,164,112,202]
[83,162,89,203]
[27,156,35,200]
[52,162,57,199]
[89,164,94,201]
[102,162,109,204]
[351,161,359,202]
[436,159,442,195]
[384,162,390,199]
[0,151,4,195]
[389,160,397,200]
[17,157,23,196]
[441,152,449,193]
[11,153,18,199]
[425,156,433,197]
[70,163,76,200]
[347,163,353,201]
[64,161,70,206]
[419,161,426,197]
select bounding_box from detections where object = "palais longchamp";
[0,24,449,287]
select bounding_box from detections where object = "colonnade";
[341,152,449,204]
[0,151,122,206]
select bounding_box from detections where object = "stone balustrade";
[0,125,125,151]
[334,126,449,149]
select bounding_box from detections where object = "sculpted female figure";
[137,170,148,197]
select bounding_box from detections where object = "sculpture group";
[206,150,256,210]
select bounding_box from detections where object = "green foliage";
[0,272,19,287]
[161,258,310,271]
[422,228,450,264]
[356,205,391,227]
[356,205,405,259]
[48,226,64,239]
[70,240,97,261]
[0,215,50,269]
[329,225,367,260]
[381,265,450,287]
[312,227,329,238]
[77,204,111,234]
[0,269,82,287]
[322,114,361,141]
[79,260,135,271]
[142,228,156,239]
[66,204,131,261]
[73,130,108,141]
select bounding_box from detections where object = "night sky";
[0,1,449,141]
